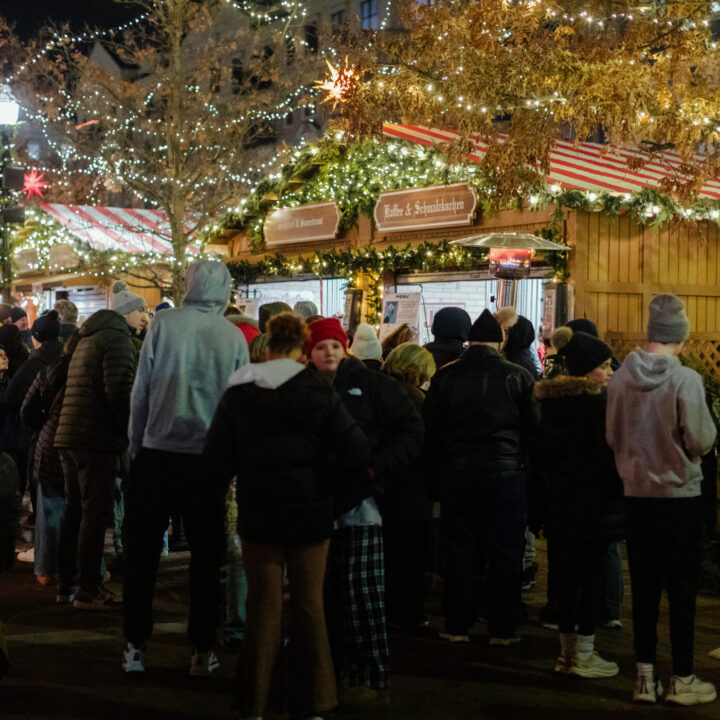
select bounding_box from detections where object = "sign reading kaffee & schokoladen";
[264,202,341,246]
[374,183,478,233]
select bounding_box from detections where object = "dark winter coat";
[383,381,433,522]
[54,310,138,453]
[0,325,28,378]
[204,367,369,543]
[60,324,78,344]
[424,344,539,477]
[0,452,20,572]
[21,354,71,497]
[424,338,465,369]
[0,375,18,453]
[324,356,425,516]
[532,376,624,543]
[505,315,541,380]
[7,339,64,412]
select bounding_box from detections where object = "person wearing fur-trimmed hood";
[533,331,623,679]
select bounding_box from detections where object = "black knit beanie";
[31,310,61,343]
[560,331,612,377]
[468,309,504,343]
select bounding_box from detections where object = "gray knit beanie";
[647,293,690,344]
[111,281,145,316]
[294,300,318,320]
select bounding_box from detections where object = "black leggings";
[552,539,606,636]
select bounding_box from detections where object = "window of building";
[331,9,346,28]
[361,0,378,30]
[305,23,319,53]
[286,111,294,125]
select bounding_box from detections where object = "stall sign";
[374,183,478,233]
[264,202,341,246]
[380,292,422,340]
[48,243,79,270]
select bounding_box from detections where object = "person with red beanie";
[306,317,424,710]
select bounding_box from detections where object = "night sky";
[1,0,140,40]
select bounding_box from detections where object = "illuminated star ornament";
[22,168,50,198]
[315,58,356,109]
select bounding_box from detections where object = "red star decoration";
[22,168,50,199]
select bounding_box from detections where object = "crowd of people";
[0,261,718,717]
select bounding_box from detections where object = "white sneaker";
[438,632,470,643]
[634,674,663,703]
[603,619,622,630]
[190,650,220,676]
[16,547,34,563]
[666,675,717,706]
[554,655,573,674]
[123,643,146,673]
[571,651,619,678]
[489,637,521,647]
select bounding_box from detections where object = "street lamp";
[0,86,23,303]
[450,231,570,308]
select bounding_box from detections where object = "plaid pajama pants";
[325,525,390,689]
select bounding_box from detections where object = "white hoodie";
[606,348,716,498]
[227,358,304,389]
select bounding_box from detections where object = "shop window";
[361,0,378,30]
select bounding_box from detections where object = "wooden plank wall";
[571,211,720,339]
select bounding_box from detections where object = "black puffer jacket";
[532,376,624,542]
[205,366,369,543]
[54,310,138,453]
[21,354,71,497]
[326,356,425,516]
[424,344,539,475]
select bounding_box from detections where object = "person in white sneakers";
[533,331,623,679]
[607,294,717,706]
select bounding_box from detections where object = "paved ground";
[4,527,720,720]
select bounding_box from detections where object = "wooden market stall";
[226,124,720,376]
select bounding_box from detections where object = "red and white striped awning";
[38,204,199,254]
[382,124,720,201]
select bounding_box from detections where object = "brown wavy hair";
[267,312,310,355]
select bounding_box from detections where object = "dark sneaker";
[190,650,220,676]
[56,584,75,604]
[73,588,122,610]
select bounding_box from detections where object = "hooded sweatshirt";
[606,348,716,498]
[129,261,249,456]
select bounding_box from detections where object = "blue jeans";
[441,469,527,638]
[601,542,624,621]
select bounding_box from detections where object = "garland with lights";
[222,135,720,252]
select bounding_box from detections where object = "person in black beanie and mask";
[424,307,471,369]
[425,309,539,645]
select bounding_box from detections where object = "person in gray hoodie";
[606,294,717,706]
[122,260,249,678]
